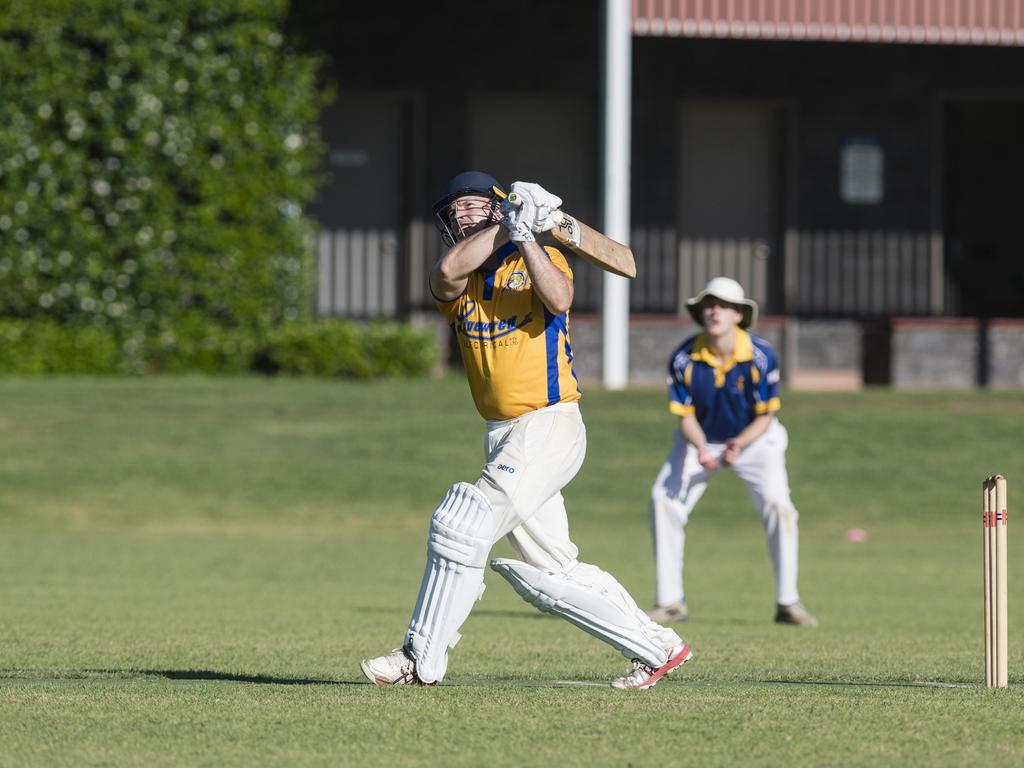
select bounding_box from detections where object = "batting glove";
[508,181,563,233]
[501,193,538,243]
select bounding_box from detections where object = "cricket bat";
[549,211,636,279]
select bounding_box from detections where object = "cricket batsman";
[360,171,692,689]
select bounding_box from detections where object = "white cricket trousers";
[649,419,801,607]
[475,401,585,573]
[406,400,682,681]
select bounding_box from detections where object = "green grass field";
[1,376,1023,767]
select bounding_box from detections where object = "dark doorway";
[310,95,408,318]
[944,99,1024,318]
[675,101,786,314]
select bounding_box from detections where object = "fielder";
[360,171,692,689]
[646,277,817,627]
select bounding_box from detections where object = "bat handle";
[550,211,582,248]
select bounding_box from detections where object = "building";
[288,0,1024,387]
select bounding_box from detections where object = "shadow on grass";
[136,669,366,686]
[2,668,977,689]
[0,669,371,686]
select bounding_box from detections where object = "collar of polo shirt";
[690,327,753,387]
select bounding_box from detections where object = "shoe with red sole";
[610,644,693,690]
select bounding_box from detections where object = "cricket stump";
[983,475,1008,688]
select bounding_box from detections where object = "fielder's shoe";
[774,602,818,627]
[610,644,693,690]
[360,648,425,686]
[646,600,689,623]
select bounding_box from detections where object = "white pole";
[602,0,632,390]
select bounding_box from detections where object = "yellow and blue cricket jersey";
[667,327,781,442]
[434,242,581,421]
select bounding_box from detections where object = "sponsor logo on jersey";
[456,300,533,340]
[496,464,516,474]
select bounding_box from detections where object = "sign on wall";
[840,137,884,204]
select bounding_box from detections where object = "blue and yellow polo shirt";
[666,327,781,442]
[434,242,581,421]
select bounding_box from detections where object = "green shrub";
[361,322,439,377]
[138,312,260,374]
[256,320,438,378]
[0,0,327,367]
[0,318,439,377]
[0,319,121,373]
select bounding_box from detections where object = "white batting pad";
[406,483,494,683]
[490,558,681,668]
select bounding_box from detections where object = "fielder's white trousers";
[649,419,801,607]
[476,401,585,572]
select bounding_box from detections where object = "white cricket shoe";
[611,644,693,690]
[647,600,689,623]
[774,602,818,628]
[360,648,425,686]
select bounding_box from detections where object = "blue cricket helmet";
[432,171,506,247]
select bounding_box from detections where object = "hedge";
[255,321,438,378]
[0,319,122,374]
[0,0,328,372]
[0,318,439,378]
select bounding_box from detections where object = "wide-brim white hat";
[685,277,758,329]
